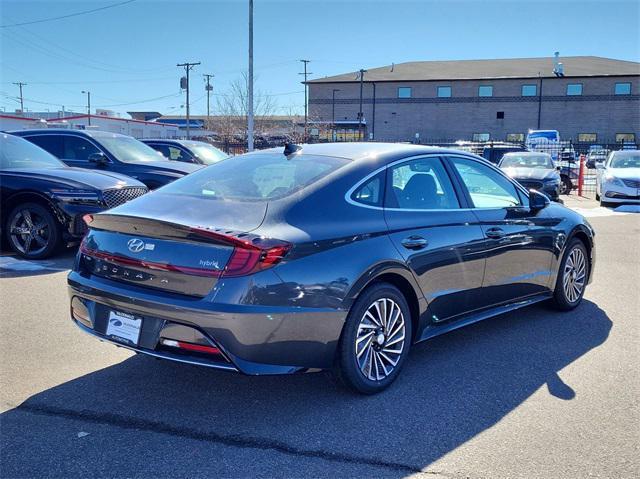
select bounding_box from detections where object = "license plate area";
[106,310,142,346]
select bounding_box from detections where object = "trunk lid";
[79,193,268,297]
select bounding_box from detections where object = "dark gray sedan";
[499,152,562,201]
[68,143,595,394]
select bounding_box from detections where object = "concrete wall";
[308,76,640,142]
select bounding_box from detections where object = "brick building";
[307,56,639,144]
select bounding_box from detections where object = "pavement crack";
[14,402,449,476]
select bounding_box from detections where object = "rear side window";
[160,153,350,201]
[386,157,459,210]
[351,173,383,206]
[23,135,64,158]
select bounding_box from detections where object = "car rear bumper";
[67,272,347,375]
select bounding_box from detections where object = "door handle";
[486,227,506,239]
[401,235,428,250]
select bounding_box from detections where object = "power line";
[1,0,137,28]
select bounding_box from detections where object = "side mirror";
[529,189,550,210]
[88,152,108,165]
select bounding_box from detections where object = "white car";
[595,150,640,206]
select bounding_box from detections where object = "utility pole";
[177,61,201,139]
[13,82,26,113]
[248,0,254,151]
[299,59,312,141]
[203,73,214,126]
[81,90,91,125]
[358,69,367,141]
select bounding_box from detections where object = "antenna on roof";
[390,63,394,72]
[284,142,302,157]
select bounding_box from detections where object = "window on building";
[578,133,597,142]
[614,82,631,95]
[437,86,451,98]
[473,133,490,142]
[616,133,636,143]
[566,83,583,96]
[496,111,505,119]
[506,133,524,142]
[397,87,412,98]
[521,84,537,96]
[478,85,493,97]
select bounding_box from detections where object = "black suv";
[12,129,202,189]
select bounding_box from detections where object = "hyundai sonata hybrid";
[68,143,595,394]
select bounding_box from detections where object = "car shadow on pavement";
[1,300,611,477]
[0,249,76,278]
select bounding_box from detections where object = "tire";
[5,202,61,259]
[551,238,589,311]
[333,283,412,394]
[595,192,600,201]
[561,177,573,195]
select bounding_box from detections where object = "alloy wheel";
[9,208,51,256]
[563,247,586,303]
[355,298,406,381]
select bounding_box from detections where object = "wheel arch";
[567,224,595,282]
[3,191,65,228]
[345,263,424,342]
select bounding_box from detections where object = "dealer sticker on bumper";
[106,311,142,346]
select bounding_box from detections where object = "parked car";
[11,129,202,189]
[586,149,608,169]
[140,139,229,165]
[524,130,575,193]
[595,150,640,206]
[481,144,526,165]
[0,133,147,259]
[69,142,595,394]
[498,152,561,201]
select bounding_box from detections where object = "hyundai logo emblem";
[127,238,145,253]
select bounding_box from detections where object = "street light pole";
[248,0,254,151]
[81,90,91,125]
[332,88,340,141]
[358,69,366,141]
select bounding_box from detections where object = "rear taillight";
[190,227,291,278]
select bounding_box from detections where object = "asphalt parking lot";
[1,197,638,479]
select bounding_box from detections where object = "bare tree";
[207,72,278,143]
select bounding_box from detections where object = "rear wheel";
[561,177,573,195]
[551,238,589,311]
[333,283,412,394]
[5,202,61,259]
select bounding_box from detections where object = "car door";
[383,155,486,322]
[446,155,555,306]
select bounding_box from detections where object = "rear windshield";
[159,152,350,201]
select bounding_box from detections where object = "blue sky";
[1,0,638,117]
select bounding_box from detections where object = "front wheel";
[551,239,589,311]
[333,283,412,394]
[5,202,61,259]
